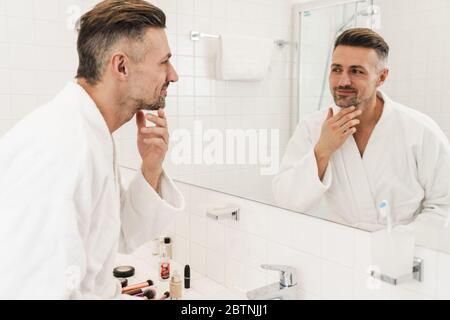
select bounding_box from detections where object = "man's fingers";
[143,137,169,151]
[332,106,357,122]
[343,127,357,137]
[335,109,362,128]
[327,108,334,120]
[339,119,360,133]
[146,113,167,128]
[140,127,169,144]
[158,108,166,119]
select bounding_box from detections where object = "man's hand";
[314,106,362,180]
[136,109,169,191]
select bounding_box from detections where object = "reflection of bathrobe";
[0,82,185,299]
[273,91,449,227]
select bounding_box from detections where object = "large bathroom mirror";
[116,0,450,254]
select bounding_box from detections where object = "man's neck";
[76,78,122,134]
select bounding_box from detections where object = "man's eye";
[351,69,363,74]
[332,68,342,73]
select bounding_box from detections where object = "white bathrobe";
[0,82,185,299]
[273,91,449,228]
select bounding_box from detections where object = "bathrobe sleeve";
[272,121,333,213]
[118,169,185,254]
[410,127,450,245]
[416,127,450,219]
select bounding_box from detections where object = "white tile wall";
[169,181,450,300]
[374,0,450,140]
[0,0,83,137]
[437,252,450,299]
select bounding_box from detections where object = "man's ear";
[111,52,129,80]
[377,68,389,87]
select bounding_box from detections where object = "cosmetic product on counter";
[160,251,170,281]
[119,278,128,288]
[143,288,157,300]
[113,266,135,278]
[134,288,157,300]
[169,270,182,300]
[126,286,154,296]
[184,265,190,289]
[163,237,172,259]
[159,292,170,300]
[122,279,154,294]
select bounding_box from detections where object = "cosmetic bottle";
[164,237,173,259]
[169,270,182,300]
[159,251,170,281]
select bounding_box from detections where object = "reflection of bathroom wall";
[299,4,357,118]
[374,0,450,140]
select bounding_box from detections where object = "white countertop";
[115,244,247,300]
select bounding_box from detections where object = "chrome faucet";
[247,264,298,300]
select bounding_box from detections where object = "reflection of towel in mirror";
[216,34,274,81]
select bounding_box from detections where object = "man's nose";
[167,63,179,83]
[337,72,352,87]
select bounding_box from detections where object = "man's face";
[329,45,385,108]
[127,28,178,111]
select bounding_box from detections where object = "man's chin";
[139,100,166,111]
[334,98,360,108]
[336,104,356,109]
[146,105,165,111]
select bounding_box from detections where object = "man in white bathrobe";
[0,0,185,299]
[273,28,449,229]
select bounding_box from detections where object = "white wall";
[0,0,79,136]
[374,0,450,139]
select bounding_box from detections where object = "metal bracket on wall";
[206,204,240,221]
[370,257,423,286]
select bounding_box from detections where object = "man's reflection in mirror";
[273,28,450,234]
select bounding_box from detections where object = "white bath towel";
[216,34,274,81]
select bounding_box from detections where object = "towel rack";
[190,31,290,49]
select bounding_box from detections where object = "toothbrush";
[378,200,392,233]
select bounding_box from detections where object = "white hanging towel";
[216,34,274,81]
